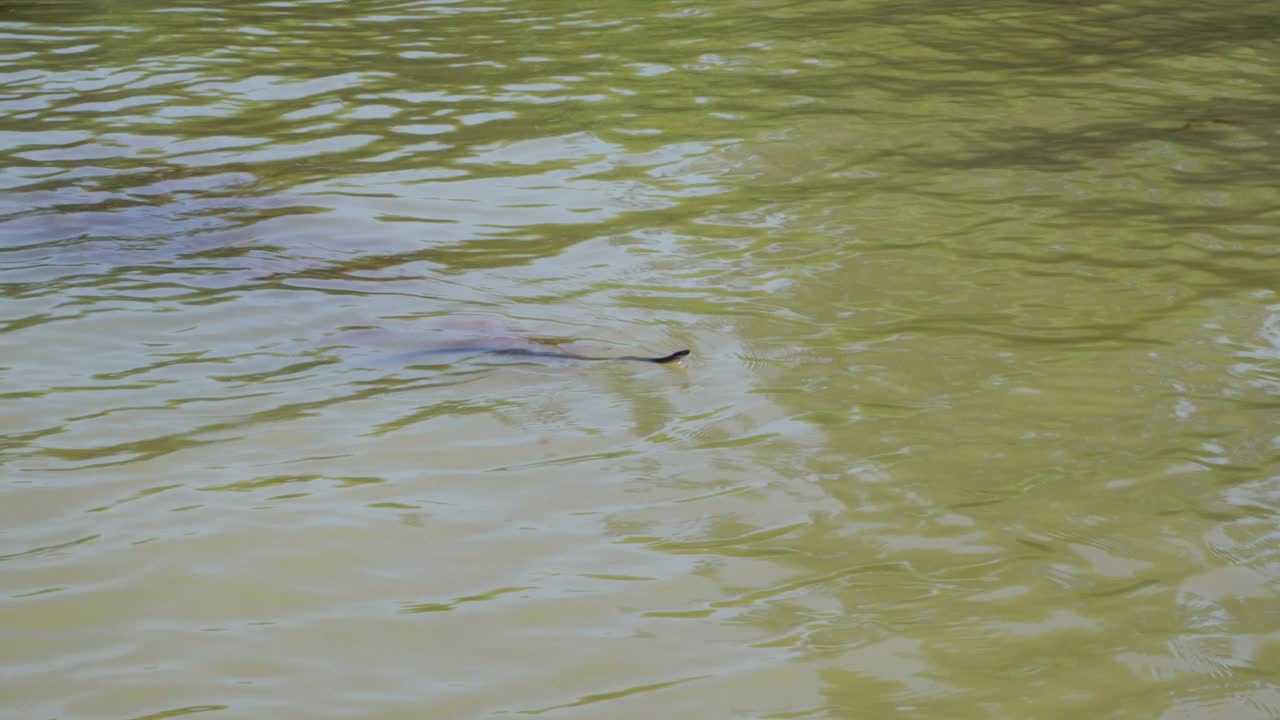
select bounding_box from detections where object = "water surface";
[3,1,1279,718]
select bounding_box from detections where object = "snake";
[409,347,691,364]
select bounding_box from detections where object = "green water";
[3,1,1278,718]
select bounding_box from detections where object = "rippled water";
[3,1,1279,718]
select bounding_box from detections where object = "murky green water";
[3,1,1279,718]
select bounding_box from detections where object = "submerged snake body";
[408,347,691,364]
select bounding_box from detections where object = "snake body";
[418,347,691,364]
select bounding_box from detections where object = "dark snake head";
[649,349,691,364]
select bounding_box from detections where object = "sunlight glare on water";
[2,1,1278,718]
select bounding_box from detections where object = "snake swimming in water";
[408,347,691,364]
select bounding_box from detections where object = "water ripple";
[3,0,1279,718]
